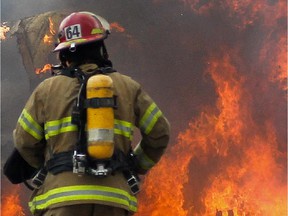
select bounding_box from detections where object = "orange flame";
[35,64,52,74]
[110,22,125,33]
[43,34,53,44]
[0,23,10,40]
[202,52,286,215]
[43,17,56,44]
[48,17,56,35]
[1,186,25,216]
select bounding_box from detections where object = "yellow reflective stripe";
[18,109,43,140]
[114,119,134,140]
[134,143,155,170]
[29,185,137,213]
[91,28,104,34]
[139,103,162,135]
[44,117,133,140]
[61,39,87,46]
[44,116,77,139]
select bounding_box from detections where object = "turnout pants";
[35,204,130,216]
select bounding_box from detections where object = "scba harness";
[32,65,140,194]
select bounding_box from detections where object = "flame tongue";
[35,64,52,74]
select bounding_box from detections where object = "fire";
[35,64,52,74]
[135,0,286,214]
[48,17,56,35]
[43,17,56,44]
[110,22,125,33]
[201,52,286,215]
[43,34,53,44]
[0,23,10,40]
[1,186,25,216]
[136,48,286,215]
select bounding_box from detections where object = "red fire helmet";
[53,11,110,52]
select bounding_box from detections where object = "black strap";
[46,150,135,175]
[52,66,116,78]
[84,96,117,109]
[45,150,140,194]
[46,151,73,175]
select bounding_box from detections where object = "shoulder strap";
[51,64,116,77]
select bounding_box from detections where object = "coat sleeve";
[13,81,46,169]
[133,86,170,174]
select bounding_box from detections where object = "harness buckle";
[127,175,140,195]
[31,168,47,189]
[73,151,87,175]
[87,163,112,177]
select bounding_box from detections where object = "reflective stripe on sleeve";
[18,109,44,140]
[139,103,162,135]
[44,116,78,140]
[29,185,137,213]
[114,119,134,140]
[134,143,156,170]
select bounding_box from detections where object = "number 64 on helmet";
[53,11,111,52]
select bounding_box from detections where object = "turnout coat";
[13,64,170,214]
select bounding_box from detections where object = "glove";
[3,148,38,184]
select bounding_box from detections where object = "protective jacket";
[13,64,170,214]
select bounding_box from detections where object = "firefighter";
[12,11,170,216]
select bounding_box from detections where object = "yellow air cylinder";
[86,74,114,160]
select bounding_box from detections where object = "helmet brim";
[53,34,106,52]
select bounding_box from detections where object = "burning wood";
[9,11,68,88]
[8,11,129,88]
